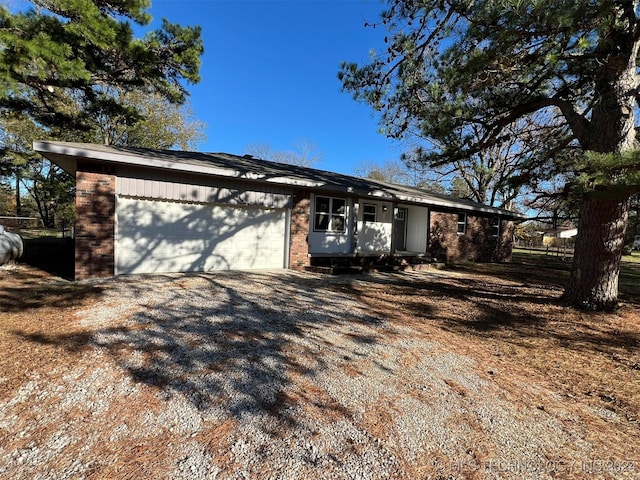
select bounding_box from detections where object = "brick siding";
[75,162,116,279]
[429,211,514,263]
[289,189,311,270]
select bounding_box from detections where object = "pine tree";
[340,0,640,311]
[1,0,202,133]
[0,0,203,225]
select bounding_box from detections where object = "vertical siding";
[405,205,428,253]
[115,166,292,209]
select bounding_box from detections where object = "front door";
[393,207,408,251]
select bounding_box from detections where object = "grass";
[15,228,69,239]
[623,252,640,264]
[514,246,640,264]
[511,248,640,302]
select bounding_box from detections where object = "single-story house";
[34,141,525,280]
[543,226,578,242]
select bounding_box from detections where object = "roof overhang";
[34,141,526,220]
[33,141,324,188]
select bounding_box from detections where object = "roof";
[34,141,525,219]
[543,227,578,238]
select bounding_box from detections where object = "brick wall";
[429,211,514,263]
[289,189,310,270]
[75,162,116,279]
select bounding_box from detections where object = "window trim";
[362,203,377,223]
[490,217,501,238]
[313,195,347,233]
[457,213,467,235]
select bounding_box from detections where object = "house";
[34,141,525,279]
[543,226,578,244]
[542,225,577,256]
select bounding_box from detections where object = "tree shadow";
[332,268,639,359]
[116,194,287,275]
[0,266,103,313]
[10,272,386,425]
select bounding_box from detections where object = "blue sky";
[147,0,405,175]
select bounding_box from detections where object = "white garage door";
[116,197,288,274]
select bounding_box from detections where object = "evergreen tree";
[340,0,640,310]
[0,0,203,226]
[0,0,203,134]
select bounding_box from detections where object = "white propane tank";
[0,225,24,265]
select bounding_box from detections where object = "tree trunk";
[562,191,631,311]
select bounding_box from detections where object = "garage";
[116,197,288,274]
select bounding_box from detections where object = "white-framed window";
[490,217,500,237]
[314,196,347,233]
[457,213,467,235]
[362,203,377,223]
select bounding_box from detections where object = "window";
[314,196,347,232]
[490,217,500,237]
[457,213,467,235]
[362,204,377,223]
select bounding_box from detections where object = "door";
[116,197,287,274]
[393,207,408,251]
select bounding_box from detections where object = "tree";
[0,113,45,216]
[1,1,203,135]
[525,174,581,230]
[403,116,546,208]
[448,174,473,200]
[340,0,640,310]
[1,0,203,227]
[352,158,448,194]
[85,88,207,149]
[626,194,639,248]
[246,138,323,167]
[352,158,412,184]
[22,159,75,228]
[0,179,13,215]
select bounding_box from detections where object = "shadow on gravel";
[0,267,103,313]
[12,272,385,424]
[14,330,94,353]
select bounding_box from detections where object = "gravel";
[0,270,629,479]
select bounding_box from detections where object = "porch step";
[304,262,446,275]
[303,265,364,275]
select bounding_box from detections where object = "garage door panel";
[116,197,287,274]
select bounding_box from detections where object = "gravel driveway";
[0,269,636,479]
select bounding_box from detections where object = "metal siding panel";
[116,165,292,207]
[116,176,126,195]
[143,179,152,198]
[123,177,132,196]
[179,183,189,201]
[135,178,144,197]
